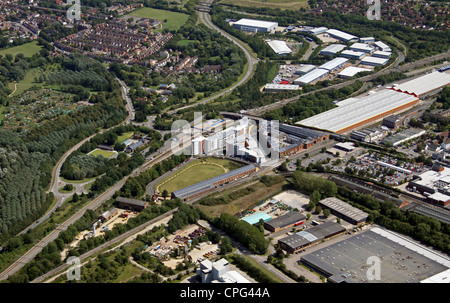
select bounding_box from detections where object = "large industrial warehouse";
[296,89,419,134]
[264,211,306,232]
[232,18,278,32]
[391,70,450,98]
[278,221,346,253]
[318,197,369,225]
[300,227,450,283]
[266,40,292,55]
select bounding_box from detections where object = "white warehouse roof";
[320,44,346,55]
[293,68,329,85]
[374,41,391,51]
[267,40,292,55]
[360,56,389,66]
[350,42,374,52]
[338,66,371,78]
[392,71,450,97]
[326,29,358,42]
[340,50,365,58]
[296,90,419,133]
[265,83,299,90]
[233,18,278,29]
[319,57,348,70]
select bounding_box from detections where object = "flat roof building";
[349,42,375,53]
[233,18,278,33]
[265,83,299,92]
[360,37,375,43]
[391,71,450,98]
[372,51,392,59]
[296,90,419,134]
[319,57,349,71]
[326,29,358,42]
[267,40,292,55]
[307,26,328,35]
[278,221,346,253]
[381,128,426,146]
[407,166,450,206]
[241,212,272,225]
[264,211,306,232]
[300,227,450,283]
[360,56,389,66]
[340,50,365,60]
[293,68,329,85]
[338,66,371,78]
[294,64,316,75]
[374,41,392,52]
[319,197,369,225]
[319,44,346,56]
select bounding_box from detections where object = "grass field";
[219,0,309,10]
[7,68,42,96]
[117,131,134,144]
[125,7,189,31]
[0,41,42,58]
[196,178,288,218]
[89,149,116,158]
[156,158,242,194]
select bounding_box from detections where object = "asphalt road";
[167,0,258,116]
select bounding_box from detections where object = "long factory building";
[296,89,419,134]
[171,164,258,201]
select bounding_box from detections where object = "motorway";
[167,0,258,115]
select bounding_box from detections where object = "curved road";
[167,0,258,115]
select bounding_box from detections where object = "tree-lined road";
[167,0,258,115]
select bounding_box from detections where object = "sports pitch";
[156,158,240,194]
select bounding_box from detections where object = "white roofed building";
[296,90,419,134]
[233,18,278,32]
[360,56,389,66]
[338,66,371,78]
[319,44,346,56]
[319,57,348,71]
[374,41,392,52]
[350,42,375,53]
[391,71,450,98]
[326,29,358,42]
[266,40,292,55]
[340,50,365,60]
[293,68,329,85]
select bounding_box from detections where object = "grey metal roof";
[116,197,148,207]
[264,211,306,229]
[319,197,369,223]
[301,229,449,283]
[172,164,256,199]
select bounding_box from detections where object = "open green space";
[196,177,288,219]
[219,0,309,10]
[177,39,195,46]
[117,131,134,144]
[88,149,116,158]
[7,68,42,97]
[125,7,189,31]
[61,176,97,184]
[0,41,42,58]
[156,158,242,194]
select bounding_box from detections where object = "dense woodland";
[0,52,127,240]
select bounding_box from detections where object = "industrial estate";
[0,0,449,293]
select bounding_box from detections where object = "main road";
[167,0,258,115]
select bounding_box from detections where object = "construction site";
[60,208,138,260]
[143,224,220,269]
